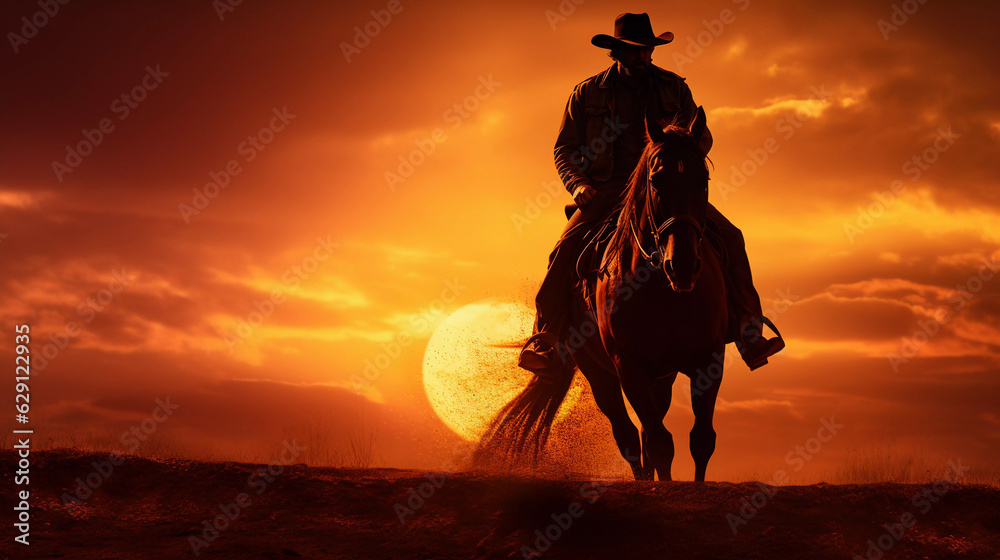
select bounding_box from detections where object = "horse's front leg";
[640,373,677,480]
[617,356,675,481]
[687,346,726,481]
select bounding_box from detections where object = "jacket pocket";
[581,105,614,180]
[583,105,609,146]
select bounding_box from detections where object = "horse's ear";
[690,106,707,148]
[645,111,668,144]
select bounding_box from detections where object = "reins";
[629,155,705,270]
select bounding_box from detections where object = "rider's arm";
[553,85,591,195]
[679,80,713,155]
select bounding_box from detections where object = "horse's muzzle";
[664,256,702,292]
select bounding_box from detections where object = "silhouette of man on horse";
[520,13,785,376]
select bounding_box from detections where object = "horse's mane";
[605,125,708,278]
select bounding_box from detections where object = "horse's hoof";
[630,463,655,481]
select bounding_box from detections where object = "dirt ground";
[2,450,999,559]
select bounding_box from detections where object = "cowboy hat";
[591,12,674,49]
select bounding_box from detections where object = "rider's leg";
[520,203,606,375]
[705,203,785,370]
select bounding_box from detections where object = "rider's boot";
[735,315,785,371]
[518,332,571,382]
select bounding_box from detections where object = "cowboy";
[519,12,785,375]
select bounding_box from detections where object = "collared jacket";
[554,64,713,194]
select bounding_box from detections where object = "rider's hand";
[573,184,597,207]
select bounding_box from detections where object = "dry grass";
[36,425,201,460]
[5,413,384,469]
[961,462,1000,487]
[832,445,931,484]
[278,414,385,468]
[830,445,1000,487]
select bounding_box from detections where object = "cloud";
[712,95,833,122]
[0,190,44,209]
[716,397,803,419]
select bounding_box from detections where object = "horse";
[475,107,727,482]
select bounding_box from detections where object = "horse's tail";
[473,363,575,470]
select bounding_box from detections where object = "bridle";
[629,156,706,269]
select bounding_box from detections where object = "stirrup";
[522,331,559,349]
[760,316,783,340]
[518,332,573,382]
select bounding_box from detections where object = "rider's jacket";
[554,64,712,195]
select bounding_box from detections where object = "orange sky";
[2,0,998,481]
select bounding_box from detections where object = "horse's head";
[640,107,710,292]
